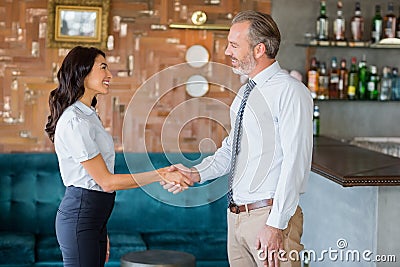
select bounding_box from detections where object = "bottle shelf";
[313,99,400,102]
[296,41,400,49]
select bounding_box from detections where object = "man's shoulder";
[265,71,306,93]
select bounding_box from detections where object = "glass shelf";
[296,41,400,49]
[313,99,400,102]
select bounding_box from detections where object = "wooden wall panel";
[0,0,270,153]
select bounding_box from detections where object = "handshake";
[157,164,200,194]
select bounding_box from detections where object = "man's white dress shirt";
[195,61,313,229]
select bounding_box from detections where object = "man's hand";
[157,167,193,193]
[255,225,285,267]
[160,164,200,194]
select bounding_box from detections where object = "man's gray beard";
[231,54,256,76]
[232,67,245,75]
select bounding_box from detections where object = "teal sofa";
[0,153,229,267]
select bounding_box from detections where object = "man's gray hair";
[232,10,281,59]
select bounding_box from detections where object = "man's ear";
[253,43,266,59]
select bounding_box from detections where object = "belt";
[229,199,273,214]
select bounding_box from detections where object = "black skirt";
[56,186,116,267]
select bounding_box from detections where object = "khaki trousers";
[227,205,304,267]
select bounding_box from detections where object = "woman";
[45,46,190,266]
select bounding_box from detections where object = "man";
[164,10,313,267]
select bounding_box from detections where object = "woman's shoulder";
[57,105,92,130]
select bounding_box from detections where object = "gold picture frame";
[47,0,109,49]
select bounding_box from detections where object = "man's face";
[225,21,257,76]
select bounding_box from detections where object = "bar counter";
[312,136,400,187]
[300,136,400,267]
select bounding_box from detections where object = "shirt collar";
[73,100,95,116]
[251,61,281,87]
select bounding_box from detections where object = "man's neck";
[249,58,276,78]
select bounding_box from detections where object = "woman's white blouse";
[54,101,115,192]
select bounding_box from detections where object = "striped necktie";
[227,79,256,205]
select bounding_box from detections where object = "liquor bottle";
[333,1,345,41]
[316,0,329,41]
[350,2,364,42]
[367,65,379,100]
[391,67,400,100]
[313,105,320,137]
[397,7,400,38]
[318,62,329,99]
[357,56,367,100]
[371,5,383,43]
[380,67,392,101]
[347,57,358,100]
[329,57,339,99]
[338,58,348,99]
[383,2,397,38]
[307,57,319,99]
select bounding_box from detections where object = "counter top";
[312,136,400,186]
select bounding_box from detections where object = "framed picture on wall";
[55,6,102,43]
[47,0,109,48]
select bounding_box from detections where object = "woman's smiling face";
[84,55,113,96]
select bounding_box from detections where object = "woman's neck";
[79,94,94,107]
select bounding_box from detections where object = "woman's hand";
[160,164,200,194]
[157,167,193,193]
[106,235,110,262]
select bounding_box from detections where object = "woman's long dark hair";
[45,46,105,142]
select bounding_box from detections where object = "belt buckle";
[229,203,240,214]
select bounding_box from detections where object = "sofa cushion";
[0,232,35,264]
[108,233,147,261]
[36,235,62,262]
[142,230,228,261]
[34,262,63,267]
[197,261,230,267]
[109,186,228,234]
[0,153,64,236]
[35,233,146,262]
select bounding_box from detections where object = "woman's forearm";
[82,154,162,192]
[81,154,188,192]
[108,171,162,191]
[99,170,162,192]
